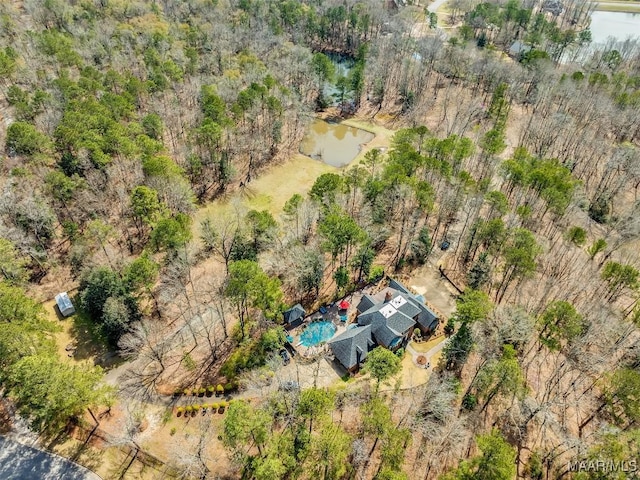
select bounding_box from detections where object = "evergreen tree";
[467,252,491,290]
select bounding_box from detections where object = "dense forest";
[1,0,639,479]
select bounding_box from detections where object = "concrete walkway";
[0,436,101,480]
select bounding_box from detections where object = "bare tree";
[119,319,177,374]
[169,417,216,479]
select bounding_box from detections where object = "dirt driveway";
[407,260,459,319]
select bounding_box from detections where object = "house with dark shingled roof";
[329,278,440,372]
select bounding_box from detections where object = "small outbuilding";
[283,304,306,325]
[55,292,75,317]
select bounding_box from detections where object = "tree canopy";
[364,347,402,389]
[224,260,283,338]
[8,354,111,432]
[441,429,516,480]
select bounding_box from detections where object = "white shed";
[55,292,75,317]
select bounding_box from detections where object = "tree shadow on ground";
[64,297,125,371]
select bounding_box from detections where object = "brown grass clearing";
[44,295,121,370]
[398,352,431,388]
[92,400,232,479]
[49,432,158,480]
[411,336,445,353]
[193,115,397,240]
[193,153,337,237]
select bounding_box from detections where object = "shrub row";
[175,401,229,416]
[175,383,236,397]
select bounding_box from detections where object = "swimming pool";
[299,321,336,347]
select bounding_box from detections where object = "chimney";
[384,291,393,303]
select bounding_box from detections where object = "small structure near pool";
[283,303,306,326]
[55,292,75,317]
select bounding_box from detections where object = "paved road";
[0,436,101,480]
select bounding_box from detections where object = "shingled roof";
[388,278,410,293]
[328,325,374,370]
[386,309,416,337]
[357,294,416,347]
[283,304,306,324]
[356,294,377,313]
[409,297,439,330]
[390,293,421,318]
[387,281,440,330]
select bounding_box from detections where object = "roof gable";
[386,310,416,335]
[388,278,410,293]
[358,309,386,327]
[409,299,438,328]
[357,294,376,313]
[329,325,373,369]
[373,323,400,347]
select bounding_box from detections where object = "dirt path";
[427,0,449,12]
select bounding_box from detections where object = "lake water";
[300,119,375,168]
[589,11,640,45]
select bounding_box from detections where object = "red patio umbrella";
[338,300,350,310]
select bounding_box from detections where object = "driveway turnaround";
[0,436,101,480]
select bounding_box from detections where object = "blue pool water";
[300,321,336,347]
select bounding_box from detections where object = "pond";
[299,321,337,347]
[589,11,640,45]
[300,119,375,168]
